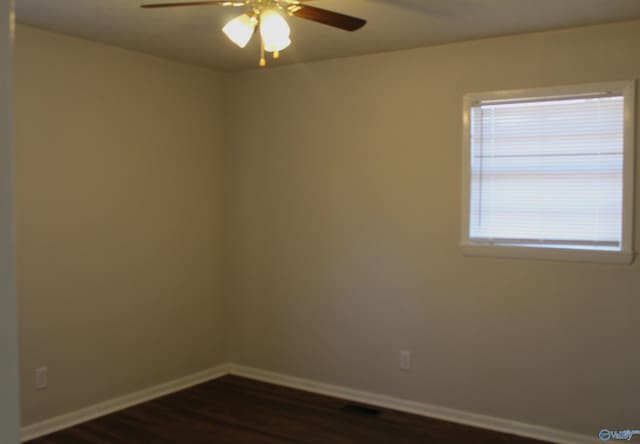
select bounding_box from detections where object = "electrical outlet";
[35,367,48,390]
[399,350,411,371]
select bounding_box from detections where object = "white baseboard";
[20,363,231,442]
[229,364,599,444]
[21,362,599,444]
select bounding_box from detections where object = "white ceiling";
[16,0,640,71]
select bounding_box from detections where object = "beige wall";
[225,20,640,435]
[14,25,227,425]
[1,1,20,442]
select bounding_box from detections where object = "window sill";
[461,243,634,265]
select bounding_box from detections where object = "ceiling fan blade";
[141,1,244,9]
[289,5,366,31]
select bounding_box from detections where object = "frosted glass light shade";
[260,9,291,52]
[223,14,257,48]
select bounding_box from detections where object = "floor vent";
[340,403,381,416]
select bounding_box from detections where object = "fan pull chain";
[259,37,266,67]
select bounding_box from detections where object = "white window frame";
[461,81,636,264]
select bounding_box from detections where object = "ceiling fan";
[141,0,367,67]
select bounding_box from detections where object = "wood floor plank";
[27,375,552,444]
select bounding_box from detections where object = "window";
[461,81,635,264]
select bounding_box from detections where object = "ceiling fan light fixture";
[259,9,291,53]
[142,1,367,67]
[222,14,257,48]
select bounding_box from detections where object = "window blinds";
[468,95,624,250]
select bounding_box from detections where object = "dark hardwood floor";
[28,375,551,444]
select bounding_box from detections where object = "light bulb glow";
[223,14,257,48]
[260,9,291,53]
